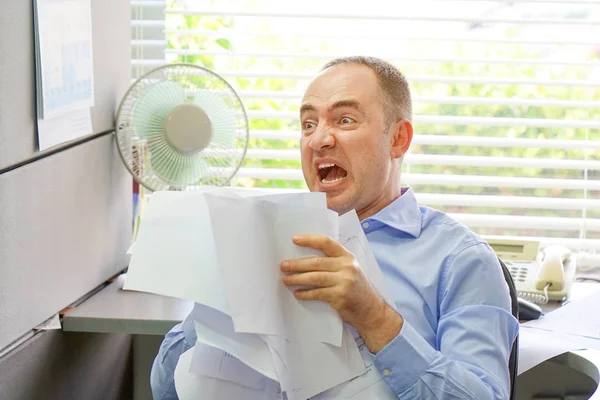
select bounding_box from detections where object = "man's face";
[299,64,401,216]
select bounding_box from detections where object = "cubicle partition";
[0,0,133,398]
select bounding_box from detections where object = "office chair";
[498,257,519,400]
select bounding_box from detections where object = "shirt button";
[362,222,370,229]
[383,368,391,376]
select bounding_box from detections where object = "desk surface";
[63,275,600,397]
[63,275,600,336]
[540,280,600,315]
[62,275,193,335]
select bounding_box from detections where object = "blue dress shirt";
[150,187,519,399]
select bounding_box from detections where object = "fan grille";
[115,63,249,191]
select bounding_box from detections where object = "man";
[150,56,519,399]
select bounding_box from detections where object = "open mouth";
[317,162,348,184]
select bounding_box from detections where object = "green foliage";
[163,7,599,236]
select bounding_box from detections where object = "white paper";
[338,210,396,308]
[124,189,326,313]
[127,190,401,399]
[205,194,343,346]
[175,347,282,400]
[252,190,327,209]
[34,0,94,120]
[518,326,600,375]
[33,314,62,331]
[190,344,274,391]
[261,213,397,400]
[263,326,365,400]
[523,288,600,340]
[190,304,278,381]
[37,108,93,151]
[124,191,230,314]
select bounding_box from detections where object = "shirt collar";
[365,187,422,237]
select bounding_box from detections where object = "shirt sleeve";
[150,315,197,400]
[372,242,520,399]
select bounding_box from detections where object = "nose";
[309,124,335,151]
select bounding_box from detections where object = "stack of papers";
[518,286,600,375]
[124,188,397,399]
[523,288,600,340]
[518,326,600,375]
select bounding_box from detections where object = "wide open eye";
[302,121,317,134]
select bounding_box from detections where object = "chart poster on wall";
[33,0,94,150]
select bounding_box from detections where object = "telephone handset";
[486,238,576,304]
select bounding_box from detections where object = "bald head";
[320,56,412,125]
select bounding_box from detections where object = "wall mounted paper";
[37,108,93,151]
[34,0,94,120]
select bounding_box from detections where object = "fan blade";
[192,89,237,150]
[133,80,186,138]
[147,137,209,187]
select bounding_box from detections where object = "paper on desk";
[205,194,343,346]
[263,325,365,400]
[174,347,282,400]
[33,313,62,331]
[523,288,600,340]
[124,190,326,315]
[518,326,600,375]
[189,304,277,381]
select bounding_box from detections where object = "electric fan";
[114,63,249,191]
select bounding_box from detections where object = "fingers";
[293,287,330,302]
[281,256,343,273]
[291,235,348,257]
[282,271,337,288]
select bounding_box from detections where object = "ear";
[390,120,413,159]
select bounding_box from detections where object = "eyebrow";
[299,103,316,116]
[300,99,363,117]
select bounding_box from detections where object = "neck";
[357,190,401,221]
[357,174,402,221]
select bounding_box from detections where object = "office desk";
[63,275,600,400]
[517,349,600,399]
[539,280,600,315]
[62,275,193,335]
[62,275,192,400]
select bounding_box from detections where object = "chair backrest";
[498,257,519,400]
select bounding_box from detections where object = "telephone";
[486,238,577,304]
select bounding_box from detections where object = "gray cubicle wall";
[0,0,133,398]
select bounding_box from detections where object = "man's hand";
[281,235,403,353]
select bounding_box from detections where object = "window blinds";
[131,0,600,257]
